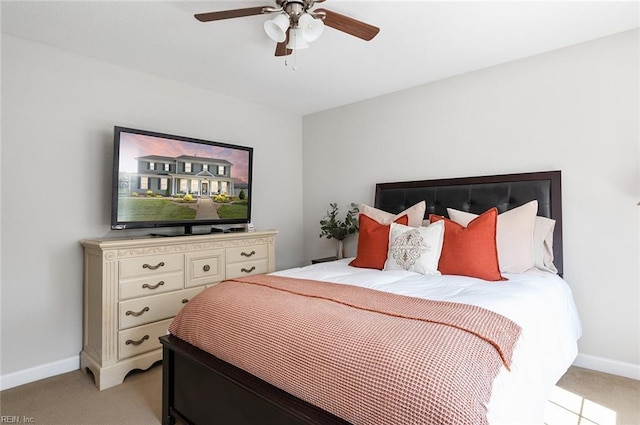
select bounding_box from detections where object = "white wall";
[303,30,639,375]
[1,28,638,389]
[0,35,304,384]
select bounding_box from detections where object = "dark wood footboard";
[160,335,350,425]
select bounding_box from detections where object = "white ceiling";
[2,1,638,115]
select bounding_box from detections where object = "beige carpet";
[548,367,640,425]
[0,365,638,424]
[0,365,162,425]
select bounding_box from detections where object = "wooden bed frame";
[160,170,563,425]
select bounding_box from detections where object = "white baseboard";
[573,353,640,381]
[0,355,79,391]
[1,352,637,391]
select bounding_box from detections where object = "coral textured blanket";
[168,274,522,425]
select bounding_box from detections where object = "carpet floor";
[1,365,638,424]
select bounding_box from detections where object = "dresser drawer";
[119,272,184,300]
[119,287,203,330]
[226,259,268,279]
[185,249,225,288]
[118,254,183,280]
[226,245,267,263]
[118,318,172,360]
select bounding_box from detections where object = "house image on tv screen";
[120,154,244,198]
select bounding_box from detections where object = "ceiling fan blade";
[315,8,379,41]
[275,42,292,56]
[195,6,269,22]
[275,29,292,56]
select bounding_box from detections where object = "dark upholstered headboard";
[374,171,563,275]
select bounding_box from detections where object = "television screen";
[111,126,253,234]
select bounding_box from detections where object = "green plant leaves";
[319,202,360,240]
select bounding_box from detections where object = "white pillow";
[383,221,444,275]
[447,201,537,274]
[534,216,558,273]
[360,201,426,228]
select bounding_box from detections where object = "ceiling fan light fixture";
[195,2,380,58]
[298,13,324,43]
[264,13,289,43]
[286,28,309,50]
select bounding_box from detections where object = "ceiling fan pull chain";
[284,30,299,70]
[283,52,297,70]
[292,36,298,71]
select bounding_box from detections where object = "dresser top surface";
[82,230,278,250]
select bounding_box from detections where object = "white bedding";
[273,259,582,425]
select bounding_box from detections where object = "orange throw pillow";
[429,208,505,281]
[349,214,409,270]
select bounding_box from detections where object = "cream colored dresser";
[80,230,277,390]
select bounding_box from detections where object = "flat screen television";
[111,126,253,235]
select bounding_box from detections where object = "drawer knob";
[142,262,165,270]
[181,299,189,304]
[203,265,211,272]
[142,281,165,290]
[241,266,256,274]
[126,307,149,317]
[241,250,256,257]
[125,335,150,346]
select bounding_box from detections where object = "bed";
[160,170,581,425]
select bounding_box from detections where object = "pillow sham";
[447,200,537,274]
[534,216,558,273]
[349,214,409,270]
[359,201,425,228]
[384,221,444,275]
[430,208,504,281]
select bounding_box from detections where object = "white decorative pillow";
[383,221,444,275]
[534,216,558,273]
[360,201,426,228]
[447,201,537,274]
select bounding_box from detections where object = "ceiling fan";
[195,0,380,57]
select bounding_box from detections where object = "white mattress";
[273,259,582,425]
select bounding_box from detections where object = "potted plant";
[319,203,359,259]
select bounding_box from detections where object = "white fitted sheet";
[273,259,582,425]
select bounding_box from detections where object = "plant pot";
[336,240,345,260]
